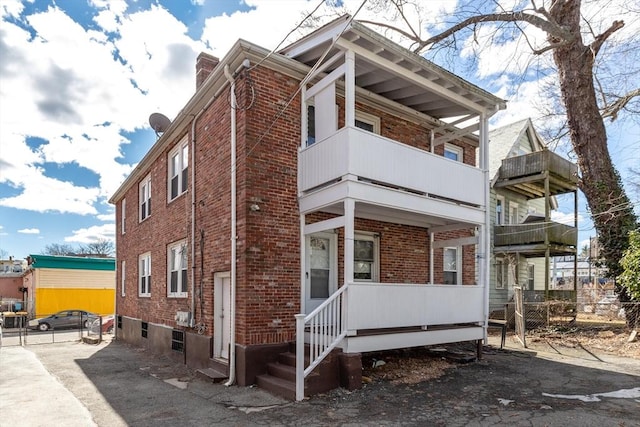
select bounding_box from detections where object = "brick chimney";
[196,52,220,90]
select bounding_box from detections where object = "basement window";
[117,315,122,329]
[141,321,148,338]
[171,330,185,353]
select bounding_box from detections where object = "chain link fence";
[0,311,113,346]
[490,291,639,333]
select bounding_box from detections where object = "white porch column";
[479,113,491,338]
[300,213,306,312]
[344,49,355,128]
[429,231,434,284]
[344,198,355,284]
[301,85,308,149]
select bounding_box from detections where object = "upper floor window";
[354,233,379,281]
[444,143,463,162]
[168,240,188,297]
[139,175,151,221]
[496,196,504,225]
[121,199,126,234]
[509,202,519,225]
[354,111,380,134]
[121,260,126,297]
[139,252,151,297]
[443,247,460,285]
[168,138,189,202]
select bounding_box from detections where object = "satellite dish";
[149,112,171,138]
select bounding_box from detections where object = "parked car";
[29,310,98,331]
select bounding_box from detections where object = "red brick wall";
[113,62,481,348]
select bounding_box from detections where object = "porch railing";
[295,284,349,401]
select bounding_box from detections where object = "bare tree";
[42,243,77,256]
[79,239,115,257]
[351,0,638,299]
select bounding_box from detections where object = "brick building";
[109,15,505,399]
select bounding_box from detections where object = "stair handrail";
[295,283,349,401]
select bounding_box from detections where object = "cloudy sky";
[0,0,638,259]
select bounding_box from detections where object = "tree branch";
[412,11,574,53]
[357,19,422,45]
[590,20,624,57]
[601,88,640,121]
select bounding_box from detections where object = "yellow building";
[23,254,115,318]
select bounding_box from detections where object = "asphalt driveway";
[1,335,638,426]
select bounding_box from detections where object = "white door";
[304,232,337,314]
[214,272,231,360]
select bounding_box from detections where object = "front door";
[213,272,231,360]
[304,232,337,314]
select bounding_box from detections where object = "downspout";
[190,93,218,327]
[224,63,237,387]
[190,113,200,327]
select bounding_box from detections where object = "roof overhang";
[280,15,506,121]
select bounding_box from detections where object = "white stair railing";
[295,284,349,401]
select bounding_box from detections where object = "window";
[354,111,380,134]
[496,258,506,289]
[444,143,463,162]
[171,330,185,353]
[354,233,378,281]
[121,199,126,234]
[168,240,188,297]
[443,247,459,285]
[527,264,535,290]
[496,196,504,225]
[509,202,519,225]
[121,260,126,297]
[139,175,151,221]
[306,106,379,146]
[141,321,148,338]
[139,252,151,297]
[168,137,188,201]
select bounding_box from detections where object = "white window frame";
[443,246,461,285]
[353,232,379,282]
[444,143,463,162]
[527,264,535,290]
[121,260,126,297]
[139,175,151,222]
[139,252,151,297]
[168,137,189,202]
[121,198,126,234]
[496,195,505,226]
[509,202,519,225]
[354,110,380,134]
[167,240,188,298]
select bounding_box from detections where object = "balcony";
[495,150,578,198]
[494,222,577,256]
[298,127,485,214]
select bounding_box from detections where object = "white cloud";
[64,224,115,244]
[17,228,40,234]
[96,213,115,222]
[551,211,584,226]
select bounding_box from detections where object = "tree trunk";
[551,1,637,307]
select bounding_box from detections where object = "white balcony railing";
[299,127,485,207]
[346,282,485,330]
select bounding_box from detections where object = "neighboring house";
[109,15,505,400]
[22,254,115,318]
[488,119,578,312]
[0,258,27,311]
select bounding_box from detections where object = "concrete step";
[256,373,296,400]
[196,367,227,383]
